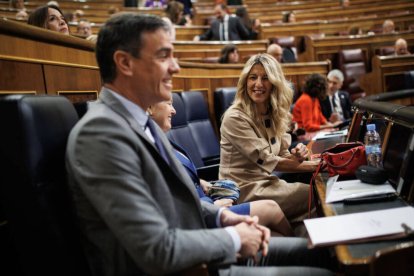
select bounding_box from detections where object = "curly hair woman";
[219,54,320,236]
[292,73,339,132]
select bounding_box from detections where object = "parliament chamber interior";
[0,0,414,275]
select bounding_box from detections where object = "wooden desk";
[312,155,411,276]
[360,55,414,97]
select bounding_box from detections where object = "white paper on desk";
[312,129,348,141]
[325,177,396,203]
[304,206,414,247]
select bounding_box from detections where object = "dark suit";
[199,15,250,41]
[66,87,334,276]
[320,90,353,121]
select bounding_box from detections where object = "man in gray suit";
[66,13,335,276]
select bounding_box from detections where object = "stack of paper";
[304,206,414,247]
[312,129,348,141]
[325,176,396,203]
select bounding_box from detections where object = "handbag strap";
[309,161,324,218]
[323,147,361,169]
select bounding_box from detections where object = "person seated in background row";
[235,6,260,40]
[66,13,336,275]
[108,5,120,15]
[320,69,353,124]
[148,96,294,237]
[395,38,411,56]
[10,0,28,20]
[382,19,395,34]
[340,0,350,8]
[219,44,239,63]
[176,0,193,19]
[347,24,363,35]
[164,0,191,27]
[71,9,84,23]
[15,9,28,20]
[76,19,92,37]
[292,73,341,136]
[219,54,321,237]
[28,4,70,35]
[194,4,250,41]
[267,43,283,63]
[268,42,297,63]
[162,0,191,41]
[282,11,296,23]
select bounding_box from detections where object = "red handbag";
[308,142,367,216]
[319,142,367,177]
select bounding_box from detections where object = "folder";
[325,176,396,203]
[304,206,414,247]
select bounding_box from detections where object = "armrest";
[197,164,219,181]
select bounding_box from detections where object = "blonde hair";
[233,53,293,138]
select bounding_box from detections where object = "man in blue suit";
[66,13,335,276]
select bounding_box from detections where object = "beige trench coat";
[219,107,310,232]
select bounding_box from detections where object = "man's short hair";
[327,69,344,83]
[96,13,169,83]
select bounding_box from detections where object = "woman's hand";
[214,198,234,207]
[290,143,309,163]
[199,179,212,194]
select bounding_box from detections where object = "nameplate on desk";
[312,129,348,141]
[304,206,414,247]
[325,176,396,203]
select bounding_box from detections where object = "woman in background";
[292,73,340,135]
[235,6,260,40]
[162,0,191,40]
[148,95,294,237]
[219,54,319,236]
[28,5,69,35]
[218,44,239,64]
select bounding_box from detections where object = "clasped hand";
[220,209,270,259]
[290,142,309,163]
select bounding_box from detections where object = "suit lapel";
[99,88,200,199]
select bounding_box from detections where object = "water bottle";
[364,124,382,168]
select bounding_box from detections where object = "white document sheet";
[304,206,414,247]
[325,176,396,203]
[312,129,348,141]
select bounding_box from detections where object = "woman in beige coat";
[219,53,319,236]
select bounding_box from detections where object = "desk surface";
[315,173,411,275]
[308,137,413,274]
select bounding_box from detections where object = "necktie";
[146,118,170,164]
[220,22,225,41]
[331,96,337,112]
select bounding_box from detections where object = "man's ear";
[113,50,134,77]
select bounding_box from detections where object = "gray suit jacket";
[66,87,235,276]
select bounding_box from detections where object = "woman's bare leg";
[250,200,294,236]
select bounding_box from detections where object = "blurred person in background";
[219,44,240,63]
[395,38,411,55]
[28,5,70,35]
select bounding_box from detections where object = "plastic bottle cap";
[366,124,376,131]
